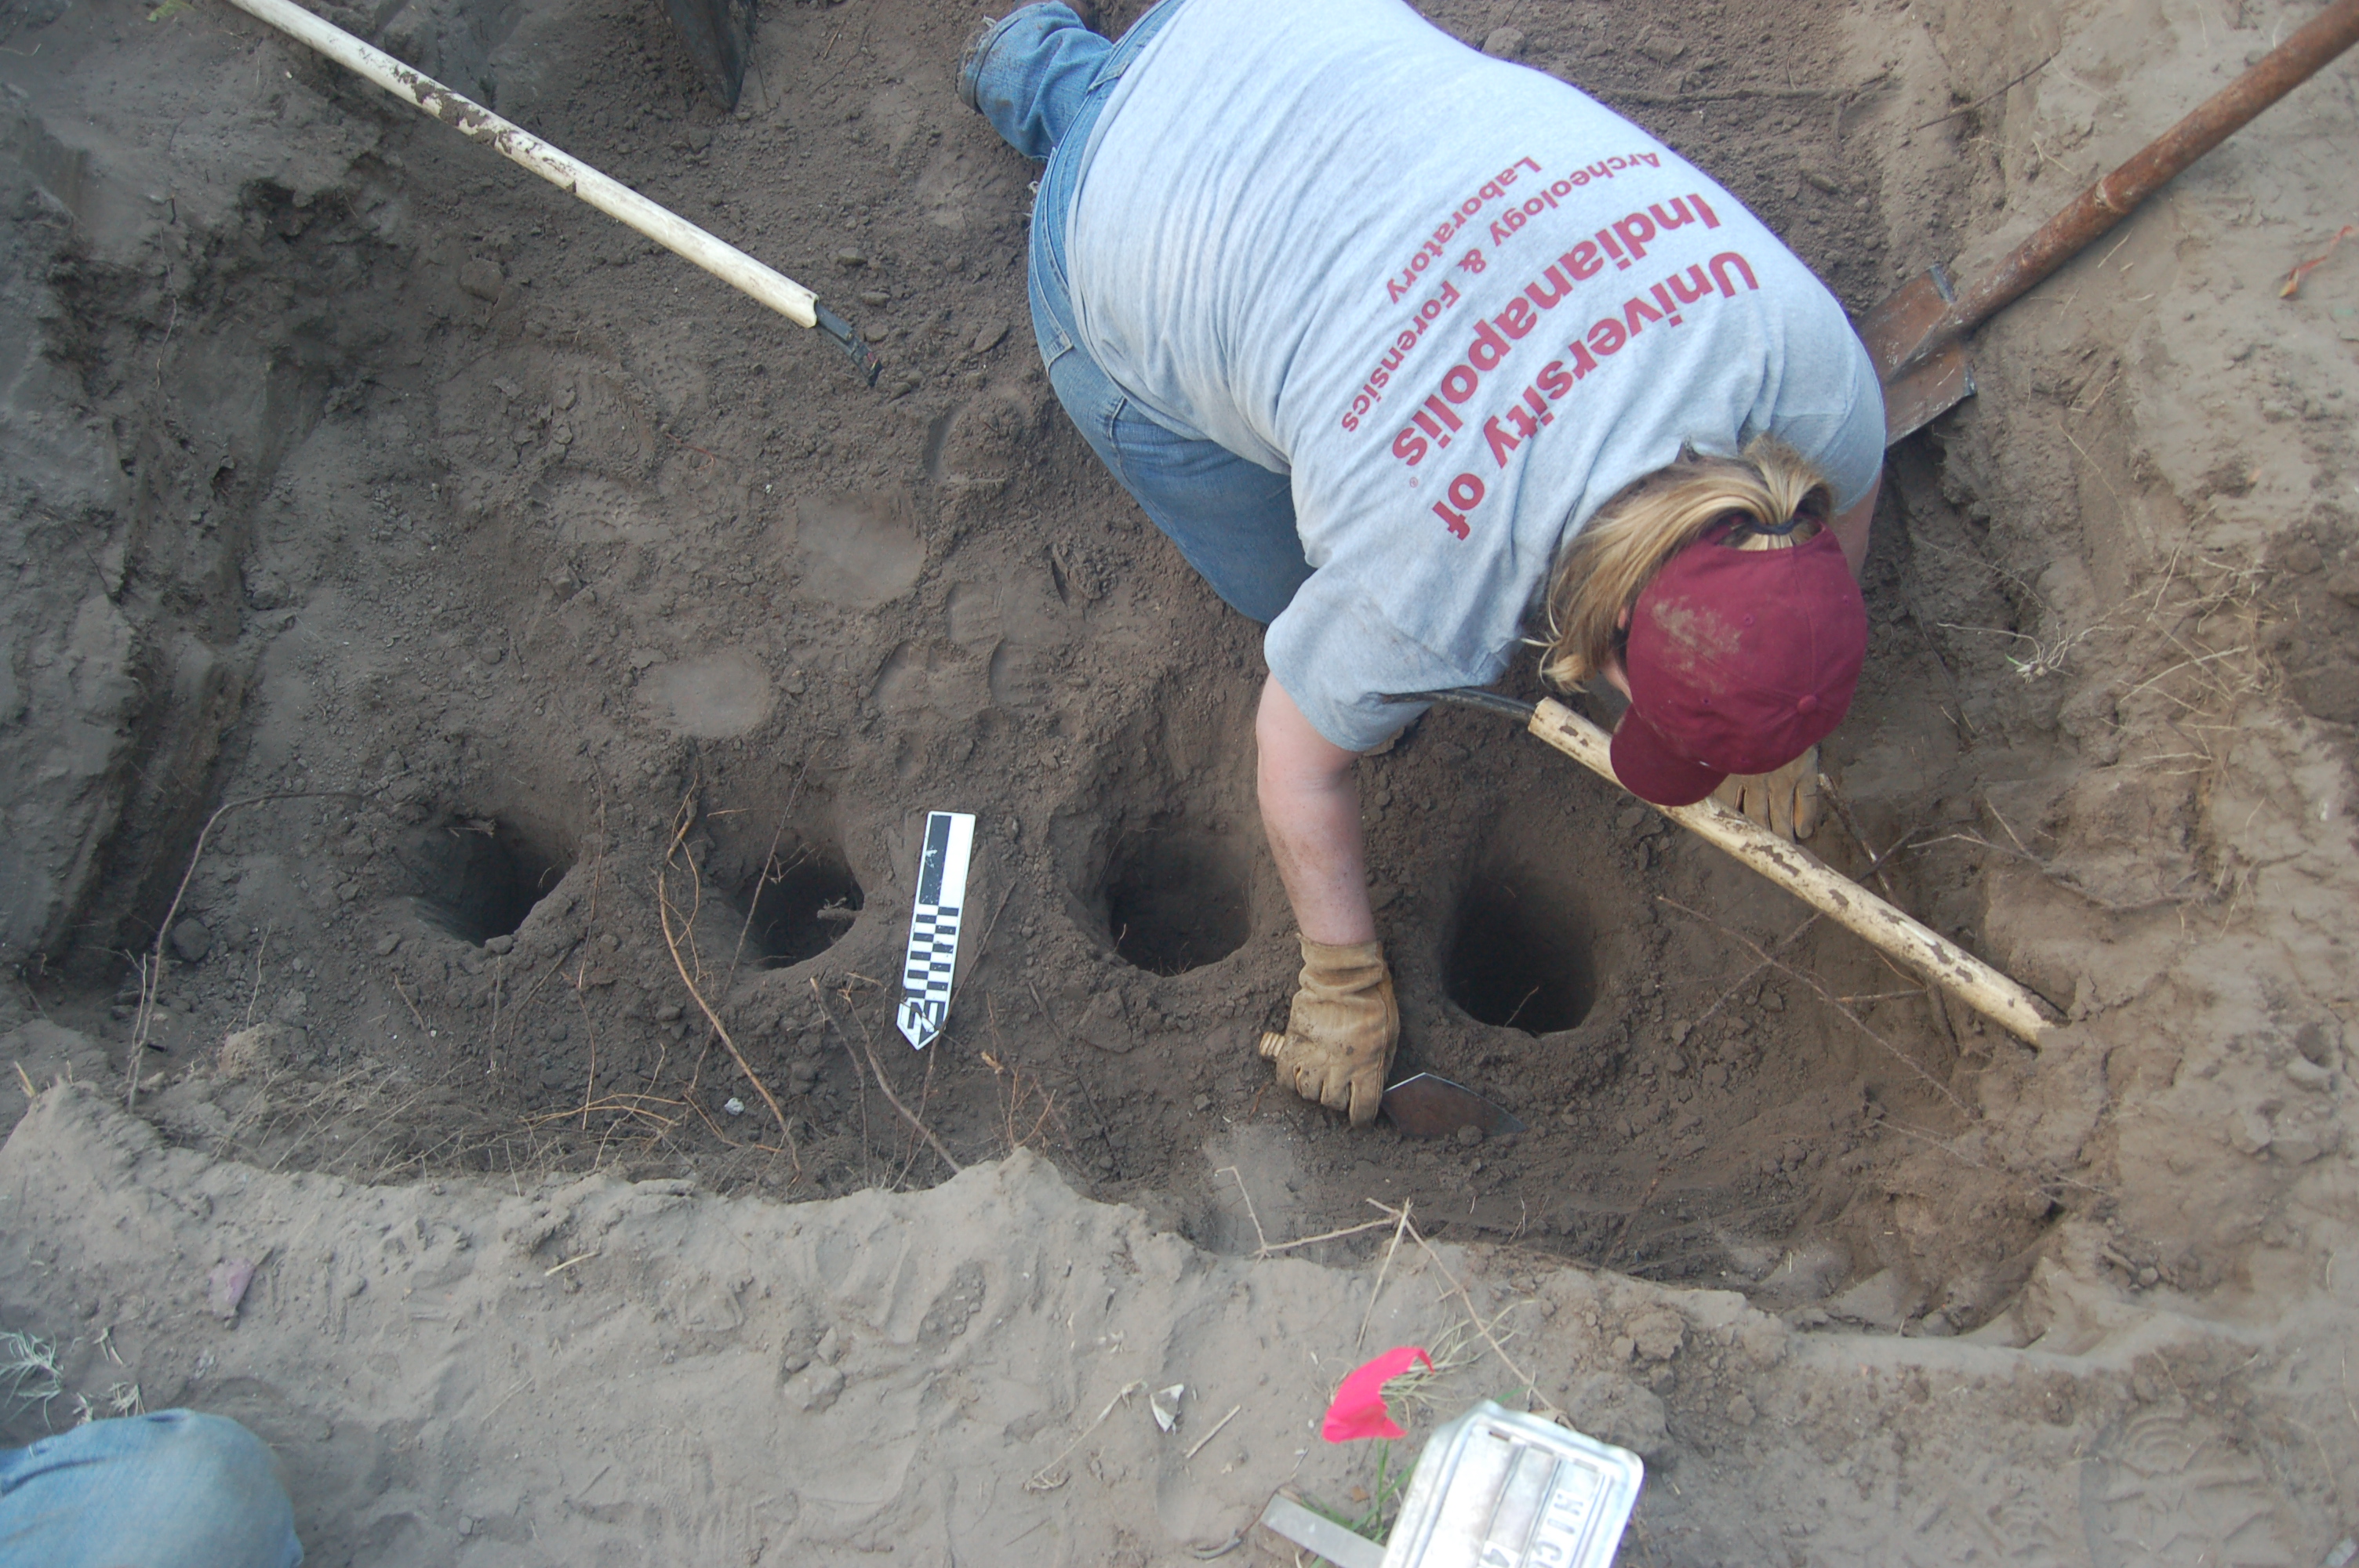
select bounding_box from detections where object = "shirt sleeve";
[1263,573,1502,752]
[1761,318,1885,514]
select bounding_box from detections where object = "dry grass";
[812,976,962,1181]
[980,994,1067,1160]
[198,1062,535,1183]
[1936,615,2118,682]
[1915,526,2264,715]
[72,1382,145,1425]
[1915,528,2273,920]
[977,1049,1061,1160]
[1659,896,1976,1120]
[0,1330,64,1425]
[1375,1315,1485,1414]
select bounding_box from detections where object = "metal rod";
[1393,687,1540,721]
[220,0,880,382]
[1889,0,2359,373]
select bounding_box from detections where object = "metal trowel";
[1381,1072,1524,1140]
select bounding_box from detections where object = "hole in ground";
[1445,830,1604,1035]
[725,844,864,969]
[1104,829,1249,976]
[405,818,572,945]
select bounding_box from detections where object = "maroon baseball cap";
[1609,524,1866,808]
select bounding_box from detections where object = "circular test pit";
[402,818,572,946]
[727,844,865,970]
[1445,863,1604,1034]
[1103,828,1252,976]
[1442,826,1607,1036]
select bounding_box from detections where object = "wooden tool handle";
[1526,699,2057,1044]
[224,0,820,329]
[1899,0,2359,372]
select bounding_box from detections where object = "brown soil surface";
[3,0,2357,1561]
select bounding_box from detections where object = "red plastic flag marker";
[1321,1345,1434,1442]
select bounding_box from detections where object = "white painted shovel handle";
[224,0,848,346]
[1527,699,2056,1045]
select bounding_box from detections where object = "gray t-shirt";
[1066,0,1884,751]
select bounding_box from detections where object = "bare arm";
[1256,674,1376,946]
[1831,469,1880,580]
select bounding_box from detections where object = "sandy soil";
[1,1082,2346,1566]
[2,0,2357,1560]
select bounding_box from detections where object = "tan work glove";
[1256,937,1398,1127]
[1711,745,1820,840]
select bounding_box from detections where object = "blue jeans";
[0,1411,303,1568]
[961,2,1314,625]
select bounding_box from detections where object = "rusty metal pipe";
[1890,0,2359,374]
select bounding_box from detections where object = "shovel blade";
[1859,263,1978,444]
[1381,1072,1525,1140]
[1859,266,1957,376]
[662,0,754,107]
[1879,336,1977,446]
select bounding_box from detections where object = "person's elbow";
[1256,679,1356,797]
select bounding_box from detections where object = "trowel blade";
[661,0,754,108]
[1381,1072,1525,1140]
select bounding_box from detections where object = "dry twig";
[891,1046,940,1189]
[1215,1165,1270,1253]
[1672,815,1931,1044]
[1183,1404,1242,1462]
[812,980,961,1175]
[849,1012,962,1176]
[570,963,606,1134]
[1023,1380,1144,1491]
[1365,1200,1559,1421]
[1356,1200,1414,1350]
[657,796,800,1175]
[1219,1166,1402,1259]
[820,978,876,1178]
[980,1036,1064,1156]
[1252,1217,1399,1257]
[1911,50,2057,131]
[1658,897,1975,1119]
[391,976,430,1035]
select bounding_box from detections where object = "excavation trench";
[11,0,2355,1557]
[5,0,2172,1340]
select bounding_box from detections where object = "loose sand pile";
[2,0,2356,1559]
[0,1081,2341,1564]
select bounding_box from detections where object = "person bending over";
[960,0,1884,1125]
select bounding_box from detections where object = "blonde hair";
[1540,438,1833,688]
